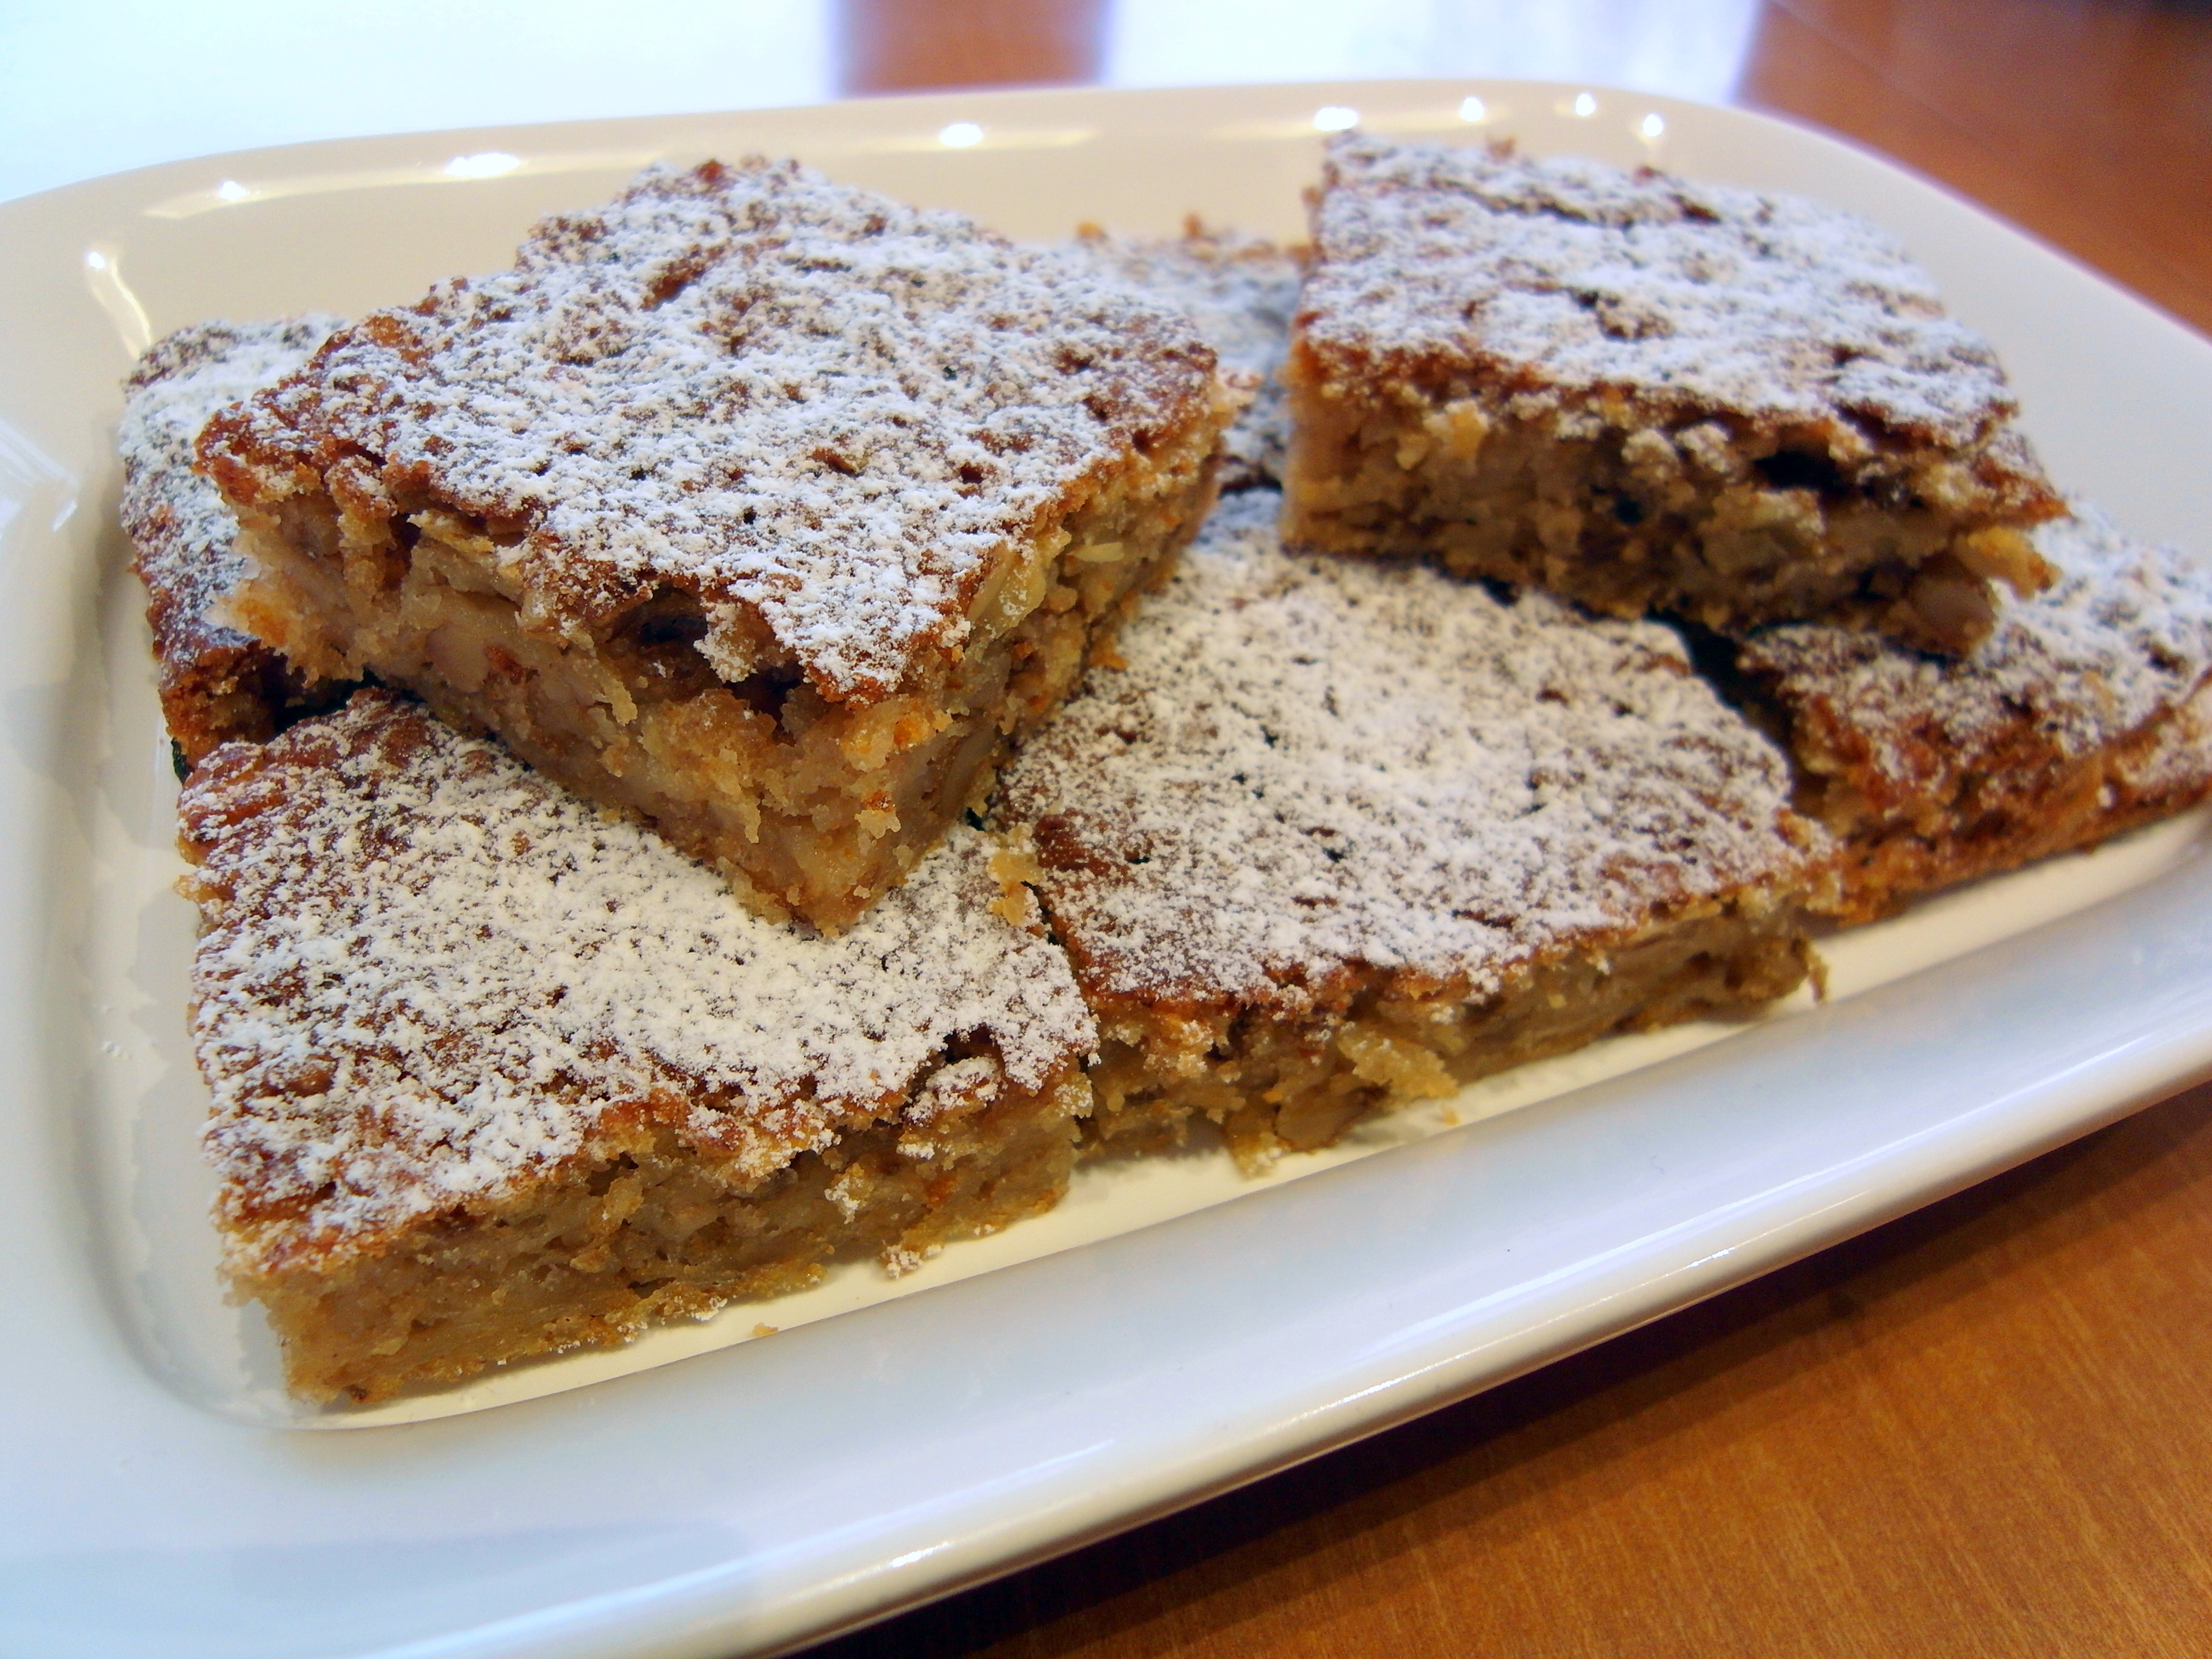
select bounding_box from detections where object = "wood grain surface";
[801,4,2212,1653]
[1741,0,2212,335]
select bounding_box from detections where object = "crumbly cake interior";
[1728,506,2212,920]
[1067,221,1302,491]
[119,316,352,764]
[178,691,1096,1404]
[1283,136,2063,654]
[998,491,1825,1170]
[201,158,1235,929]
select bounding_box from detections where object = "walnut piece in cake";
[1066,220,1301,491]
[997,491,1827,1170]
[199,158,1238,930]
[1726,506,2212,922]
[120,317,352,765]
[179,689,1095,1404]
[1283,136,2063,655]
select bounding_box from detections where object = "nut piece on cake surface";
[1724,505,2212,922]
[1282,135,2063,655]
[178,689,1096,1405]
[197,157,1240,930]
[119,317,354,765]
[997,490,1830,1170]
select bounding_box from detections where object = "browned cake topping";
[1065,223,1300,489]
[198,158,1222,706]
[124,318,341,637]
[1739,506,2212,805]
[1301,133,2049,484]
[180,690,1095,1273]
[999,491,1820,1013]
[119,317,344,752]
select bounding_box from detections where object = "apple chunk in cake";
[997,491,1828,1170]
[119,316,352,766]
[178,690,1094,1405]
[1284,136,2063,655]
[199,157,1237,930]
[1723,506,2212,922]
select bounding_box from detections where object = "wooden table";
[804,4,2212,1653]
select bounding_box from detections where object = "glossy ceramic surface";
[4,79,2211,1659]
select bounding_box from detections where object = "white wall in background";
[0,0,833,203]
[4,0,1768,206]
[1105,0,1762,106]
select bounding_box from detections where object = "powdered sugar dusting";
[1061,227,1299,489]
[183,691,1094,1262]
[2116,680,2212,800]
[1742,506,2212,794]
[204,158,1220,703]
[1302,135,2029,450]
[999,491,1815,1013]
[121,317,342,662]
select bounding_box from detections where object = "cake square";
[1283,135,2063,655]
[179,688,1096,1404]
[198,157,1239,930]
[996,490,1828,1169]
[119,317,352,766]
[1724,506,2212,922]
[1066,221,1301,491]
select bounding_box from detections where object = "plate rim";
[6,76,2212,1659]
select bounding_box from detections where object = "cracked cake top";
[198,158,1223,705]
[997,491,1822,1014]
[121,317,344,739]
[1738,506,2212,803]
[1065,223,1300,490]
[1298,133,2053,479]
[181,689,1096,1272]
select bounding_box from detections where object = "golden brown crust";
[196,159,1236,925]
[178,689,1100,1398]
[234,1083,1087,1404]
[198,157,1228,708]
[1295,135,2057,479]
[1796,713,2212,926]
[1730,507,2212,919]
[117,317,352,762]
[1065,220,1302,491]
[1075,902,1814,1169]
[1284,136,2065,654]
[998,491,1826,1165]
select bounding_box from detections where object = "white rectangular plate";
[5,79,2212,1659]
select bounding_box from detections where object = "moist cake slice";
[179,689,1094,1404]
[1723,506,2212,922]
[996,490,1828,1170]
[1066,221,1301,491]
[198,157,1238,930]
[119,317,352,766]
[1283,135,2063,655]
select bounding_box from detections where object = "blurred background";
[4,0,2207,327]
